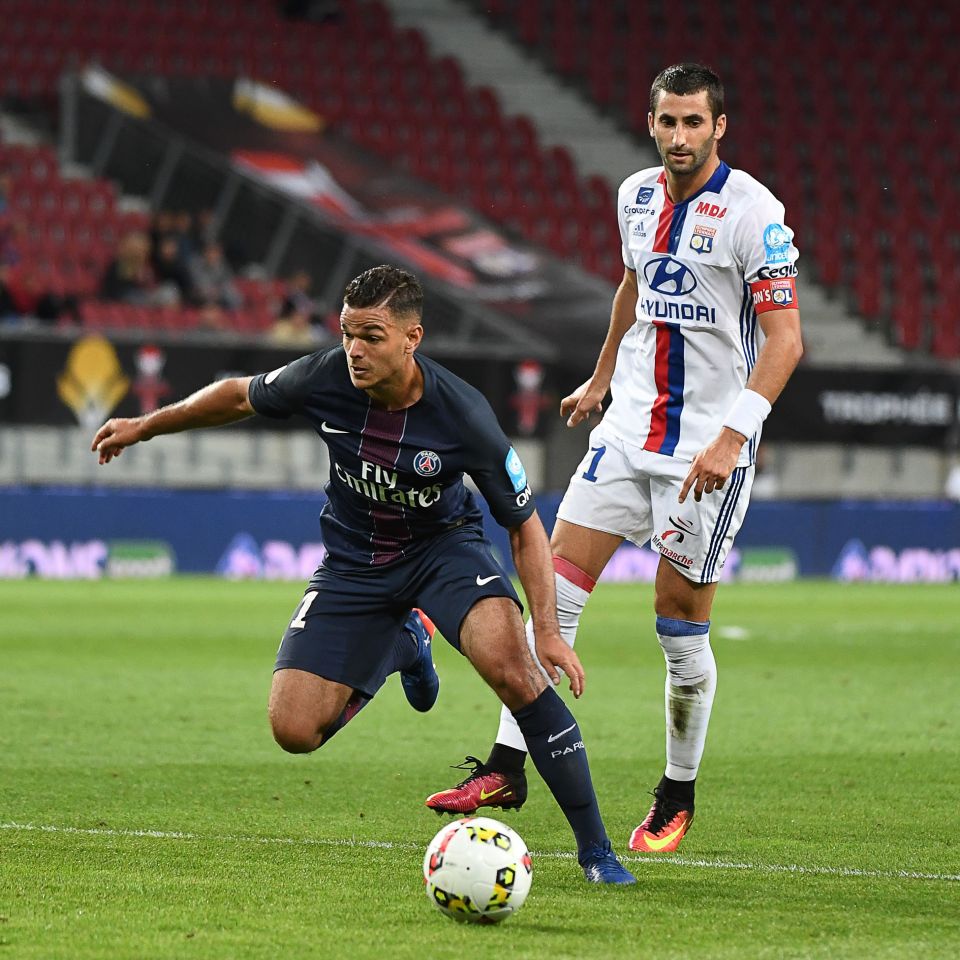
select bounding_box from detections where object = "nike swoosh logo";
[475,575,501,586]
[643,823,687,851]
[479,785,508,801]
[321,422,349,434]
[547,722,577,743]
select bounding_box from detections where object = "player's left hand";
[535,629,585,698]
[91,417,145,464]
[680,428,745,503]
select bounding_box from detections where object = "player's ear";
[406,322,423,354]
[713,114,727,141]
[647,112,655,137]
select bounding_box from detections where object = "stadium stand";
[0,0,626,310]
[463,0,960,359]
[0,0,955,356]
[0,136,294,333]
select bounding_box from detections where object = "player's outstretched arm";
[680,308,803,502]
[91,376,255,464]
[561,267,639,427]
[508,512,585,698]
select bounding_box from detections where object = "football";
[423,816,533,924]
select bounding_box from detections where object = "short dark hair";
[650,63,724,123]
[343,265,423,322]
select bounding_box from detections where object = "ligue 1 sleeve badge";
[414,450,442,477]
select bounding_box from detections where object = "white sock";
[494,557,596,752]
[656,616,716,783]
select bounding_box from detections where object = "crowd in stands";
[0,164,335,345]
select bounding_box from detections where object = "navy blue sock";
[511,687,608,860]
[320,690,370,745]
[384,620,418,674]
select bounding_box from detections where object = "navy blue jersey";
[248,347,535,569]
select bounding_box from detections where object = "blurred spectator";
[270,270,331,346]
[173,210,196,260]
[278,269,320,323]
[197,302,228,332]
[0,263,68,323]
[99,231,156,304]
[192,207,248,268]
[0,173,10,214]
[152,234,193,305]
[190,208,216,252]
[189,241,242,310]
[271,308,318,347]
[150,209,177,250]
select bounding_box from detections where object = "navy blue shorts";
[274,525,521,698]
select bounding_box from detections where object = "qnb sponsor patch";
[504,446,527,493]
[750,277,798,313]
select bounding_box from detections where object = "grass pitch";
[1,578,958,959]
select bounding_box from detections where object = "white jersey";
[605,161,799,465]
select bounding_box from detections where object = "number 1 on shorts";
[290,591,319,629]
[582,445,607,483]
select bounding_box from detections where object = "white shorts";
[556,426,754,584]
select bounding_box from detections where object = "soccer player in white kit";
[425,63,803,853]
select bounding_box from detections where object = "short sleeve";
[617,193,637,272]
[736,192,799,284]
[248,354,316,419]
[735,191,800,314]
[464,400,536,529]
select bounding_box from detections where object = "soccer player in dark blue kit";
[91,265,635,884]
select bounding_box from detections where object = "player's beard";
[659,136,715,179]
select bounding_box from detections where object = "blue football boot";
[579,840,638,884]
[400,609,439,713]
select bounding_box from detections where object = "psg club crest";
[413,450,442,477]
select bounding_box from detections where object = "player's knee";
[269,711,324,754]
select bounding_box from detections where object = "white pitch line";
[2,821,957,884]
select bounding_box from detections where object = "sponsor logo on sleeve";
[757,263,798,280]
[635,186,655,204]
[762,223,793,264]
[505,446,528,493]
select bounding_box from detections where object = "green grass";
[1,579,958,959]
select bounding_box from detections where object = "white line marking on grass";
[3,821,957,884]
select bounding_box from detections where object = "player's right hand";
[561,377,606,428]
[535,629,585,698]
[91,417,144,464]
